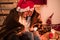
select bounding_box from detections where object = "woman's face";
[28,11,33,16]
[23,11,28,18]
[23,11,33,18]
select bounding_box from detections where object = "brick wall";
[0,0,18,26]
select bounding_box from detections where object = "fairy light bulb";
[34,27,38,31]
[51,29,55,33]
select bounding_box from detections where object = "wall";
[40,0,60,24]
[0,0,18,25]
[0,0,60,25]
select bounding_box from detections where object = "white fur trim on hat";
[16,7,21,12]
[16,6,34,12]
[30,8,34,11]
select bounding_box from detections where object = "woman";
[0,0,41,40]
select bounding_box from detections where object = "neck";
[27,16,31,22]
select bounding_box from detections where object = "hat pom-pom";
[16,7,21,12]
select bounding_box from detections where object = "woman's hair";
[16,24,25,32]
[30,10,40,27]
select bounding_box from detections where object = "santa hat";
[16,0,34,12]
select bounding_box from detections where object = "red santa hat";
[16,0,34,12]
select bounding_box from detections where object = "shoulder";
[11,8,16,11]
[3,32,19,40]
[10,8,18,14]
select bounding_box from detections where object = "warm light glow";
[51,29,55,33]
[33,27,38,31]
